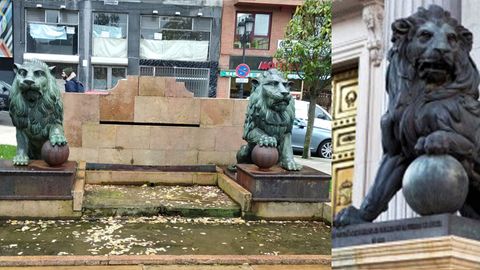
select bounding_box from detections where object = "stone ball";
[252,145,279,170]
[402,154,468,216]
[41,141,69,167]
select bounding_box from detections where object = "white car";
[294,100,332,130]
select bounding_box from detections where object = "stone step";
[82,185,241,218]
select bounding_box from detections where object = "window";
[92,66,127,90]
[92,12,128,58]
[140,15,212,61]
[234,12,271,50]
[25,9,78,55]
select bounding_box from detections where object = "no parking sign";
[235,63,251,78]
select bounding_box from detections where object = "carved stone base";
[235,164,330,202]
[333,214,480,248]
[333,236,480,269]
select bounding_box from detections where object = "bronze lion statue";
[335,5,480,226]
[236,69,302,171]
[9,59,67,165]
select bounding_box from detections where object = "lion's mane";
[243,70,295,141]
[387,6,480,103]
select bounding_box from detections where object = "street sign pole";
[239,45,247,98]
[235,63,251,98]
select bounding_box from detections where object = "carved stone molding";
[362,2,384,66]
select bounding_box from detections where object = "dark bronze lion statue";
[335,5,480,226]
[236,69,302,171]
[9,59,67,165]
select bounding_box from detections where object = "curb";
[0,255,331,266]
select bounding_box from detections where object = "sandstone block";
[82,123,116,148]
[97,148,133,165]
[116,125,151,149]
[131,149,165,166]
[134,97,200,125]
[214,127,244,151]
[139,76,166,96]
[100,76,139,122]
[233,99,248,126]
[198,151,237,165]
[62,93,100,147]
[200,98,235,127]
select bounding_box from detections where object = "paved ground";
[294,155,331,175]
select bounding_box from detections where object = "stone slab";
[0,160,76,199]
[0,200,79,218]
[250,201,324,221]
[100,76,139,122]
[236,164,330,202]
[332,213,480,248]
[218,173,252,212]
[134,96,200,125]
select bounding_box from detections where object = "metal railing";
[139,66,210,97]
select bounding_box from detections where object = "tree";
[275,0,331,159]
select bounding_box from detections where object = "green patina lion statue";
[237,69,302,171]
[9,59,67,165]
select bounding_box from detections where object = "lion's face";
[259,77,293,112]
[406,21,458,84]
[14,63,52,102]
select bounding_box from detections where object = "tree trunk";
[302,88,317,159]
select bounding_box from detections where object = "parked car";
[0,81,11,111]
[294,100,332,129]
[291,100,332,158]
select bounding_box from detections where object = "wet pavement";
[0,217,330,256]
[83,185,241,217]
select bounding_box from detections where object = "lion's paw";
[50,134,67,146]
[424,132,449,154]
[258,135,277,147]
[13,154,29,166]
[280,159,302,171]
[334,206,368,227]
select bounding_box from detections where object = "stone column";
[352,0,461,222]
[462,1,480,66]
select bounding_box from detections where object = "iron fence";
[139,66,210,97]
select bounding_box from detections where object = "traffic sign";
[235,63,251,78]
[235,78,249,84]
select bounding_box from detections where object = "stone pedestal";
[236,164,330,202]
[0,159,79,218]
[0,160,76,199]
[333,214,480,269]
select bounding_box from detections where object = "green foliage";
[0,145,16,160]
[275,0,331,90]
[275,0,331,159]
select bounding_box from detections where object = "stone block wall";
[64,76,247,165]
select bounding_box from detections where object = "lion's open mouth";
[417,59,454,83]
[21,87,42,102]
[274,100,289,106]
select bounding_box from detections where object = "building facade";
[11,0,222,96]
[217,0,305,99]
